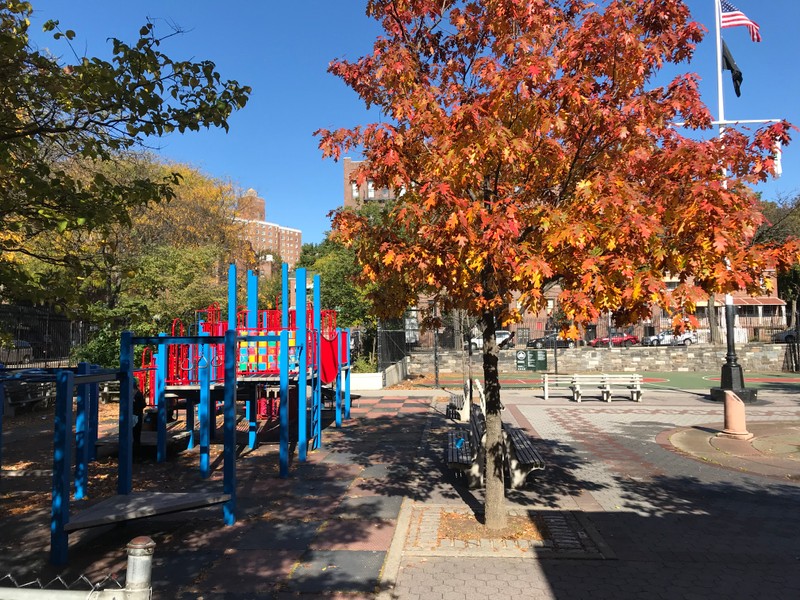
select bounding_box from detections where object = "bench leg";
[630,390,642,402]
[602,389,611,403]
[572,390,581,403]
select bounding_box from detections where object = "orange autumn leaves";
[319,0,796,328]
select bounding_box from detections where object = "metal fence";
[0,305,88,368]
[0,537,154,599]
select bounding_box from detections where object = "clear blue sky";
[28,1,800,245]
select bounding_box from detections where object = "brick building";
[236,189,302,272]
[343,157,397,208]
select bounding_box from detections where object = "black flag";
[722,38,743,97]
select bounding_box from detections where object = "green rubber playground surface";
[417,371,800,391]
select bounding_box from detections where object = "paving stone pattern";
[2,389,800,599]
[388,391,800,599]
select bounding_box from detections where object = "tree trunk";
[481,311,506,530]
[790,298,797,330]
[708,294,721,345]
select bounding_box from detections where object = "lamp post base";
[709,386,757,404]
[710,361,757,403]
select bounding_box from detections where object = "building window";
[367,181,375,199]
[351,183,359,199]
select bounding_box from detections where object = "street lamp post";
[710,294,756,403]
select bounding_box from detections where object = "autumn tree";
[0,1,250,292]
[755,194,800,327]
[318,0,795,528]
[12,157,255,366]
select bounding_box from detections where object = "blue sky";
[28,1,800,245]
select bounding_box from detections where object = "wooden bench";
[539,374,578,400]
[570,373,643,403]
[445,403,486,488]
[447,381,470,422]
[502,423,546,489]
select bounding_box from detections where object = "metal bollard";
[125,536,156,599]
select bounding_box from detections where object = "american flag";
[720,1,761,42]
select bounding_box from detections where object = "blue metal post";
[246,270,258,449]
[199,333,210,479]
[156,334,168,463]
[296,268,307,462]
[50,369,74,565]
[118,331,134,495]
[74,362,89,500]
[183,356,196,450]
[279,330,289,478]
[281,263,289,329]
[247,269,258,324]
[312,274,322,449]
[228,263,238,332]
[223,330,237,525]
[335,327,342,428]
[88,365,99,461]
[344,329,352,419]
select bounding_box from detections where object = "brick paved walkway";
[387,389,800,599]
[2,388,799,598]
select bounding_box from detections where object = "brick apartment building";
[236,189,302,273]
[343,157,397,208]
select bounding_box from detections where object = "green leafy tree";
[0,1,250,290]
[755,194,800,328]
[298,236,377,360]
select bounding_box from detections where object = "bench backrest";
[472,378,486,413]
[470,403,486,448]
[573,373,642,383]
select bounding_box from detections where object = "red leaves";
[319,0,796,327]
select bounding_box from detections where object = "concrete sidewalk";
[0,386,798,598]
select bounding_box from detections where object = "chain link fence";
[0,537,155,599]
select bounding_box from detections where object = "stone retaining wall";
[408,343,790,375]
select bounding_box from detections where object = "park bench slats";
[447,381,470,422]
[537,373,643,403]
[444,403,486,488]
[570,373,643,403]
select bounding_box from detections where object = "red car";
[588,332,639,348]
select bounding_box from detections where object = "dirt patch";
[437,510,547,542]
[1,400,228,519]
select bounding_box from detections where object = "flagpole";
[711,0,756,403]
[715,0,725,127]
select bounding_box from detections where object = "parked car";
[642,330,698,346]
[468,330,512,351]
[526,333,583,349]
[588,332,640,348]
[0,340,33,365]
[772,329,798,343]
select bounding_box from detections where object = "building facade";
[343,157,396,208]
[236,189,302,272]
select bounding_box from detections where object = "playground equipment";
[136,264,351,474]
[0,262,351,565]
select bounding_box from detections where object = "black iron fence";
[0,305,89,368]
